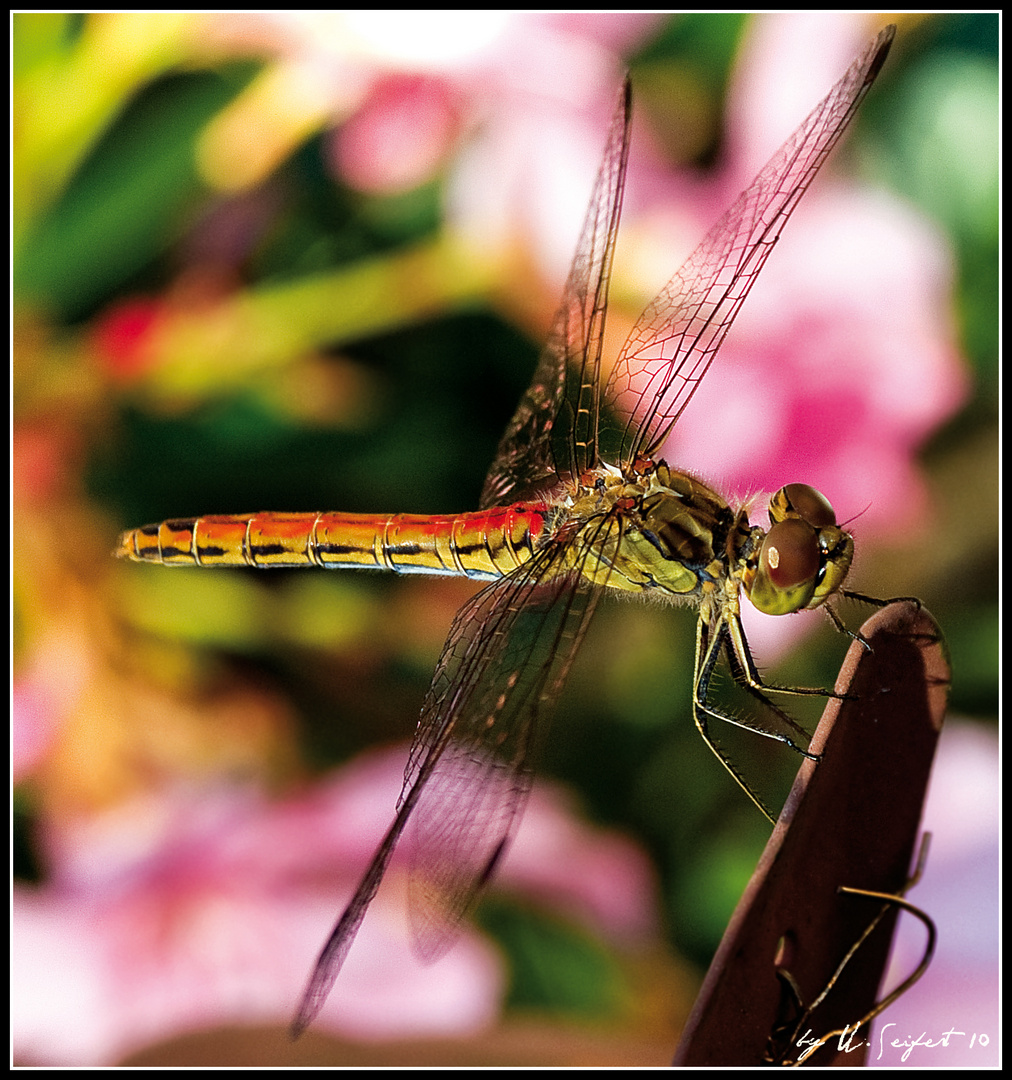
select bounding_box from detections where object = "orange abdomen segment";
[115,506,550,580]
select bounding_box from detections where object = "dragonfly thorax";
[564,459,747,599]
[563,466,853,618]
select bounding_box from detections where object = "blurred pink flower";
[588,13,965,660]
[655,14,966,540]
[13,678,61,780]
[13,744,658,1065]
[324,13,663,197]
[195,12,662,196]
[334,73,461,193]
[500,785,659,942]
[12,633,93,782]
[665,185,964,533]
[435,13,966,556]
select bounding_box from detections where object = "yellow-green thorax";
[561,462,853,619]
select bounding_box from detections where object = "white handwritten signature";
[794,1023,991,1063]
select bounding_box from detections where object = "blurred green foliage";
[18,69,248,319]
[476,896,631,1018]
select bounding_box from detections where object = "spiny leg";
[697,612,820,757]
[725,608,849,706]
[692,616,784,824]
[722,615,814,749]
[833,591,939,651]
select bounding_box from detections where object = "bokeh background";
[13,12,997,1067]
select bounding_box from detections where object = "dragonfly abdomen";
[115,506,550,579]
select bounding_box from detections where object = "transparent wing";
[479,78,632,508]
[290,519,617,1037]
[599,25,894,467]
[401,532,609,960]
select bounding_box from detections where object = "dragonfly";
[116,25,896,1037]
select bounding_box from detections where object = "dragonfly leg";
[834,592,938,651]
[726,607,853,706]
[823,601,873,650]
[693,616,778,823]
[842,589,923,611]
[722,614,820,746]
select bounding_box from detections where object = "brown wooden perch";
[674,600,949,1066]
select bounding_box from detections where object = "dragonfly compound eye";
[749,518,821,615]
[770,483,837,529]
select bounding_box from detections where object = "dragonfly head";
[745,484,854,616]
